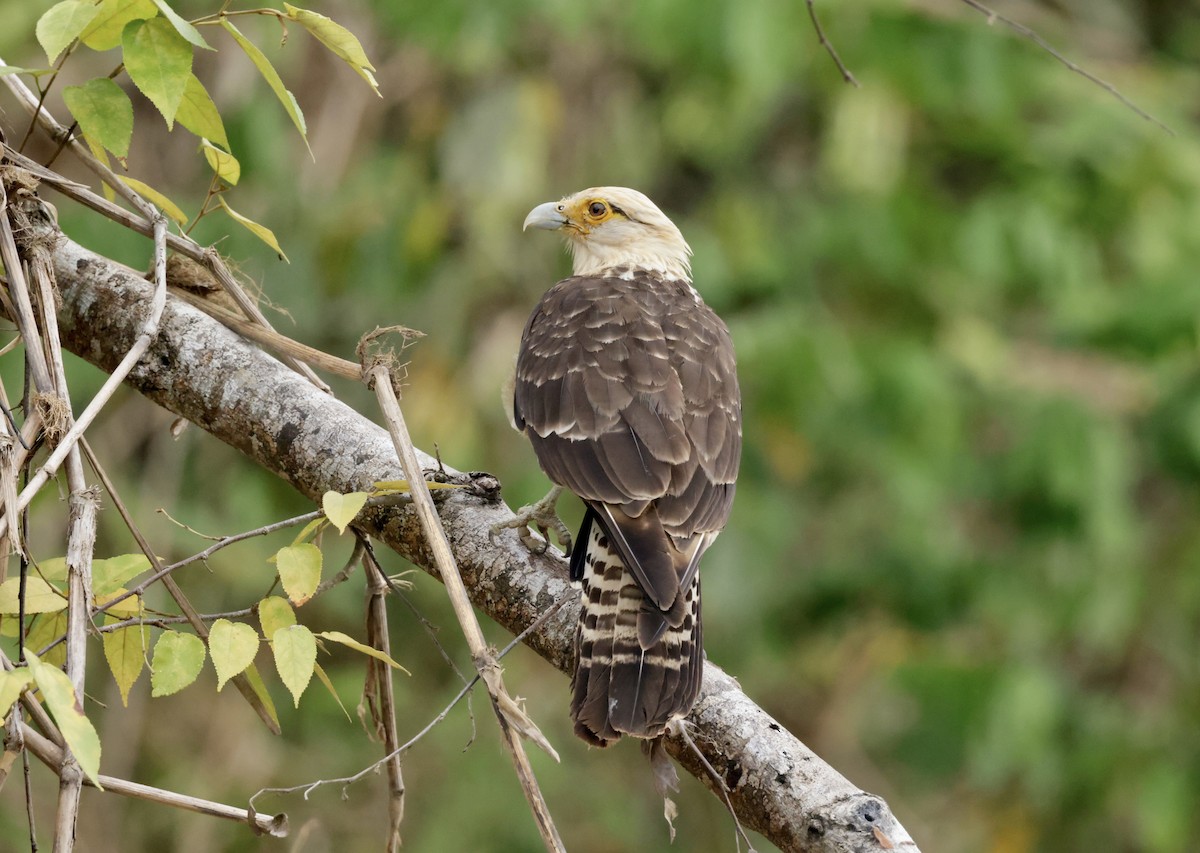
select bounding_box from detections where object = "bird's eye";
[588,201,608,217]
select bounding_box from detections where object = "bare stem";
[955,0,1171,134]
[363,547,405,851]
[21,724,288,837]
[366,366,565,853]
[805,0,860,86]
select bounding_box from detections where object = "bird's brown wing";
[513,274,741,612]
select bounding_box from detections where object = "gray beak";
[523,201,568,232]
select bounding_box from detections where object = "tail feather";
[570,520,702,746]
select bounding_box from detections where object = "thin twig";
[0,201,169,544]
[366,365,565,853]
[361,538,477,743]
[248,593,570,812]
[20,724,288,837]
[95,509,324,616]
[78,439,281,734]
[0,69,331,391]
[956,0,1171,134]
[805,0,859,86]
[362,545,405,851]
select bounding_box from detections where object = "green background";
[3,0,1200,850]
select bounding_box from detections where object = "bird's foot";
[490,485,572,556]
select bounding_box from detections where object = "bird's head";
[523,187,692,281]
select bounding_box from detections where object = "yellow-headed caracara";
[512,187,741,746]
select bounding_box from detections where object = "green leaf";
[0,577,66,614]
[258,596,296,640]
[316,630,409,674]
[275,543,321,606]
[118,176,188,227]
[123,16,193,128]
[36,0,101,64]
[241,663,279,730]
[200,138,240,186]
[149,0,212,50]
[312,662,351,720]
[273,624,316,708]
[218,197,289,261]
[283,4,379,95]
[64,78,134,160]
[209,619,259,691]
[323,491,368,534]
[0,669,33,718]
[93,554,151,597]
[175,73,228,149]
[80,0,157,51]
[102,621,148,706]
[150,630,206,697]
[0,66,53,78]
[25,612,68,667]
[220,20,309,151]
[25,650,102,787]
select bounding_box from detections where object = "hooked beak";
[523,201,568,232]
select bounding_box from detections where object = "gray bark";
[39,224,919,853]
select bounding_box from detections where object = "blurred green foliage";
[4,0,1200,850]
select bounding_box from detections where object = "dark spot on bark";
[807,820,825,840]
[278,421,301,457]
[775,772,788,785]
[76,258,89,272]
[849,797,884,830]
[724,760,742,790]
[768,722,781,731]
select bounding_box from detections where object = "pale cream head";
[523,187,692,281]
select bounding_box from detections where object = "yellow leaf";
[258,596,296,640]
[273,624,316,708]
[220,20,308,151]
[275,544,322,606]
[241,663,280,731]
[0,669,33,718]
[283,4,379,95]
[102,619,148,707]
[209,619,260,691]
[217,197,288,262]
[290,516,327,546]
[0,577,67,614]
[312,662,351,720]
[95,589,142,618]
[200,138,240,186]
[316,630,409,674]
[25,650,102,787]
[25,613,68,668]
[322,491,368,534]
[118,176,188,227]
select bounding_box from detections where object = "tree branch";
[26,211,919,852]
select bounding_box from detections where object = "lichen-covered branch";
[33,221,919,853]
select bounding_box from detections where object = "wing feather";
[514,273,741,620]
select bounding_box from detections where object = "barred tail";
[570,519,703,746]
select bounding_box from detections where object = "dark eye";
[588,201,607,217]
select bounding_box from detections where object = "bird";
[509,187,741,746]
